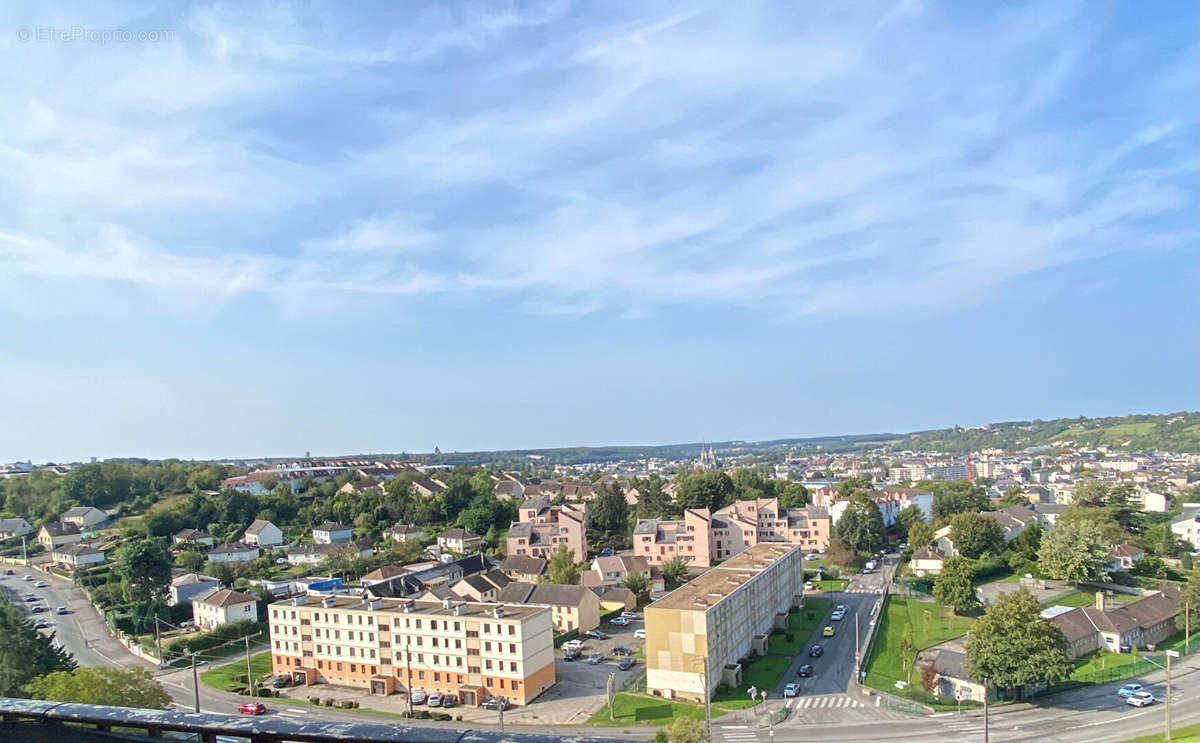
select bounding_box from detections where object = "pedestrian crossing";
[719,725,761,742]
[843,587,884,594]
[784,694,864,710]
[277,708,311,719]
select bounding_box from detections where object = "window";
[510,661,517,672]
[350,664,357,673]
[508,625,515,636]
[485,660,493,670]
[434,672,440,682]
[509,644,516,653]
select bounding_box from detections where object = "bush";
[433,713,452,721]
[654,729,669,742]
[322,698,334,707]
[308,697,320,705]
[257,688,273,698]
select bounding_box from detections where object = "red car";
[238,702,267,715]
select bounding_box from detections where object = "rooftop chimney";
[321,596,336,608]
[403,600,416,613]
[294,595,306,606]
[491,606,504,618]
[368,598,382,611]
[1095,592,1106,612]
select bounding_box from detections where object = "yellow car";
[822,625,835,637]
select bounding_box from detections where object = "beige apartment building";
[644,543,805,702]
[269,596,555,707]
[505,497,588,560]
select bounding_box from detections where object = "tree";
[1072,479,1109,508]
[206,560,236,587]
[592,483,630,535]
[997,488,1028,508]
[1183,552,1194,571]
[1009,522,1043,562]
[115,538,172,605]
[896,505,926,536]
[825,539,858,569]
[949,513,1005,559]
[1055,506,1127,547]
[666,716,705,743]
[927,480,990,524]
[1038,520,1110,583]
[675,471,735,512]
[966,588,1072,696]
[26,667,169,709]
[834,490,885,554]
[932,557,978,614]
[547,543,579,585]
[660,557,689,589]
[622,571,650,606]
[1178,568,1200,635]
[906,522,935,551]
[0,598,75,696]
[776,481,809,509]
[919,662,938,694]
[837,476,873,498]
[633,476,677,520]
[174,550,206,573]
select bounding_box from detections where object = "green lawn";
[1069,649,1142,679]
[769,600,830,655]
[1118,722,1200,743]
[817,579,849,592]
[1046,591,1097,608]
[200,651,273,692]
[862,597,974,694]
[587,692,726,726]
[711,654,792,709]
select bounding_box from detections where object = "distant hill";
[411,411,1200,466]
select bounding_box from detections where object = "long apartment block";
[268,595,556,706]
[644,543,804,702]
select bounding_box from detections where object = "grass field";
[587,692,726,726]
[862,597,974,693]
[818,579,849,592]
[200,651,272,692]
[1118,721,1200,743]
[1069,648,1143,679]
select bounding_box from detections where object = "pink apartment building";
[505,497,589,560]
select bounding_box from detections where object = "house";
[934,506,1038,557]
[312,522,353,544]
[359,565,411,587]
[911,546,945,576]
[506,498,588,561]
[383,523,421,543]
[915,637,990,702]
[1107,544,1146,573]
[60,506,108,529]
[37,521,82,550]
[206,542,261,563]
[437,527,482,554]
[1049,590,1180,658]
[192,588,258,630]
[0,518,33,539]
[500,555,547,583]
[51,543,106,569]
[365,553,496,599]
[242,520,284,548]
[1031,503,1067,528]
[1170,508,1200,551]
[498,581,602,634]
[412,477,447,498]
[593,585,637,612]
[168,573,221,606]
[286,538,373,566]
[587,555,664,592]
[450,568,512,602]
[172,529,214,548]
[337,480,384,497]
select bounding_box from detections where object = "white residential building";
[192,588,258,630]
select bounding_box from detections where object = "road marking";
[286,708,308,714]
[721,725,748,729]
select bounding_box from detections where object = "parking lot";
[553,612,647,691]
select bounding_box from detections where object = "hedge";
[160,620,265,664]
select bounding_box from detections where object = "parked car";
[482,697,510,711]
[822,625,835,637]
[24,575,33,581]
[56,606,68,615]
[442,695,457,708]
[31,605,47,613]
[611,616,630,626]
[620,611,641,619]
[808,644,824,658]
[35,580,48,588]
[783,683,801,697]
[600,547,615,557]
[272,676,289,689]
[411,690,427,705]
[618,657,634,671]
[803,581,814,591]
[564,649,581,661]
[33,619,51,629]
[180,619,194,627]
[586,630,609,640]
[587,653,603,665]
[1117,683,1144,698]
[4,569,14,575]
[427,693,442,707]
[798,664,814,678]
[634,629,646,639]
[610,646,633,656]
[563,639,584,651]
[238,702,266,715]
[23,593,36,602]
[1126,691,1156,707]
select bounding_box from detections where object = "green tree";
[837,476,873,498]
[206,560,236,587]
[592,483,631,535]
[1009,522,1043,562]
[660,557,689,589]
[949,513,1005,559]
[776,481,810,509]
[1055,506,1127,546]
[116,538,172,605]
[966,588,1072,696]
[633,476,677,520]
[1072,479,1109,507]
[26,667,169,709]
[1182,552,1194,571]
[896,505,926,536]
[1178,568,1200,635]
[932,557,978,613]
[174,550,206,573]
[927,480,990,524]
[547,543,579,585]
[1037,520,1110,583]
[997,488,1028,508]
[834,490,885,554]
[675,471,735,512]
[622,571,650,606]
[906,522,935,550]
[666,716,705,743]
[0,598,75,696]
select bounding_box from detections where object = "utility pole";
[190,653,201,713]
[21,536,27,566]
[983,678,989,743]
[154,617,162,664]
[701,656,712,743]
[855,611,861,682]
[1166,649,1179,741]
[245,635,254,697]
[1186,601,1191,654]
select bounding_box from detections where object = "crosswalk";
[843,586,884,594]
[277,707,311,719]
[720,725,761,743]
[784,694,864,710]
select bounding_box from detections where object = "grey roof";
[40,521,80,537]
[0,518,30,532]
[439,527,480,540]
[62,506,103,518]
[210,541,258,555]
[498,581,594,608]
[633,519,661,535]
[244,519,277,535]
[912,546,944,561]
[500,555,546,575]
[520,496,551,512]
[507,522,533,539]
[53,543,102,556]
[314,522,349,532]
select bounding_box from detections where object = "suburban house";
[312,522,353,544]
[172,529,214,548]
[383,523,421,543]
[585,555,664,592]
[500,555,547,583]
[337,480,384,497]
[0,518,33,538]
[449,568,512,602]
[915,636,989,702]
[498,581,602,634]
[814,487,933,528]
[365,554,496,600]
[168,573,221,606]
[934,506,1039,556]
[1107,544,1146,572]
[505,498,588,561]
[1031,503,1067,528]
[286,538,373,566]
[60,506,108,529]
[1171,508,1200,551]
[437,527,482,554]
[51,543,106,569]
[911,545,946,575]
[37,521,82,550]
[243,519,284,548]
[206,541,261,563]
[412,477,447,498]
[593,585,637,612]
[192,587,258,630]
[359,565,411,587]
[1049,590,1180,658]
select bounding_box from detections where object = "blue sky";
[0,1,1196,462]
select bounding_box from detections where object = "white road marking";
[721,725,749,729]
[286,708,309,714]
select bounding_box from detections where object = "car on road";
[35,580,48,588]
[808,644,824,658]
[31,605,47,613]
[1126,691,1156,707]
[56,606,68,615]
[24,575,33,581]
[3,569,12,576]
[411,690,427,705]
[23,593,36,602]
[238,702,266,715]
[611,616,630,626]
[822,625,835,637]
[33,619,51,629]
[618,657,634,671]
[831,610,845,621]
[428,693,442,707]
[611,646,632,656]
[586,629,609,640]
[634,629,646,639]
[1117,683,1143,698]
[587,653,603,665]
[562,639,584,651]
[482,697,510,711]
[783,683,801,697]
[797,664,814,677]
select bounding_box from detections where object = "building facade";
[505,498,588,560]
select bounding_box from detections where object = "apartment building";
[268,596,555,706]
[644,543,805,702]
[813,486,932,528]
[505,497,588,560]
[633,509,713,567]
